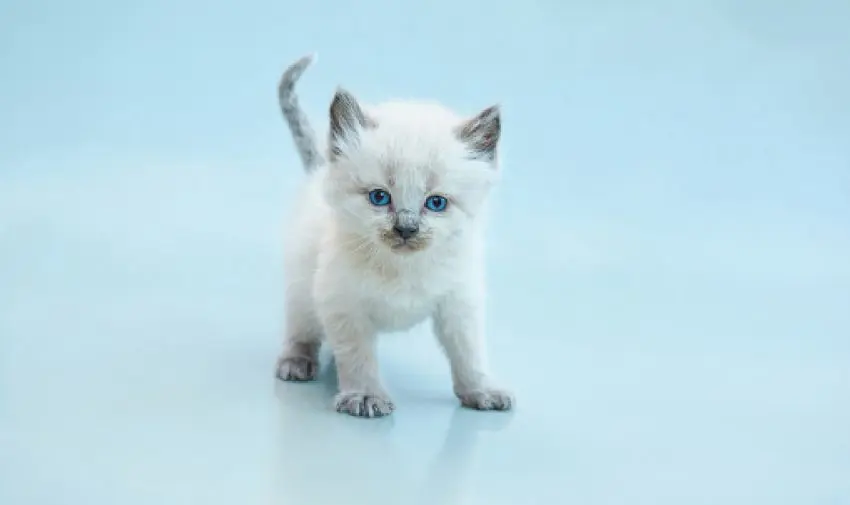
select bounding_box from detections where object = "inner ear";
[456,104,500,161]
[329,88,376,160]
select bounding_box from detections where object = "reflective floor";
[1,1,849,504]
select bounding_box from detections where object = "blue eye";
[425,195,448,212]
[368,189,391,206]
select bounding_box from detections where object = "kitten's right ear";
[329,88,374,160]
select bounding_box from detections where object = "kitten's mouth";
[381,232,429,253]
[392,241,418,252]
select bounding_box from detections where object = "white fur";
[275,56,513,417]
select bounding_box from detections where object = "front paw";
[456,387,514,411]
[276,355,318,382]
[335,392,395,418]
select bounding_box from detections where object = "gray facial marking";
[394,209,420,234]
[381,209,431,252]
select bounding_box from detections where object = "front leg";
[433,291,514,411]
[321,311,395,418]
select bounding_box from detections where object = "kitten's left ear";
[329,88,375,160]
[456,104,501,162]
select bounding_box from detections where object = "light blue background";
[1,1,848,504]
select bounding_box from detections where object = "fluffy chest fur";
[339,265,447,332]
[319,244,469,333]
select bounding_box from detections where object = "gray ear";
[329,88,374,159]
[456,104,501,162]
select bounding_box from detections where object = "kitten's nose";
[393,224,419,240]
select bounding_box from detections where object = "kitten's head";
[322,88,501,255]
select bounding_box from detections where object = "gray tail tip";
[295,52,317,66]
[280,52,318,86]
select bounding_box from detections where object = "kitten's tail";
[278,53,323,172]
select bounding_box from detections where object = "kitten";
[274,53,513,418]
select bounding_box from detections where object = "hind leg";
[276,289,323,382]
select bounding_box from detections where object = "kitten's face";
[322,95,500,255]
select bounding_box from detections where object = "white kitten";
[274,54,513,418]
